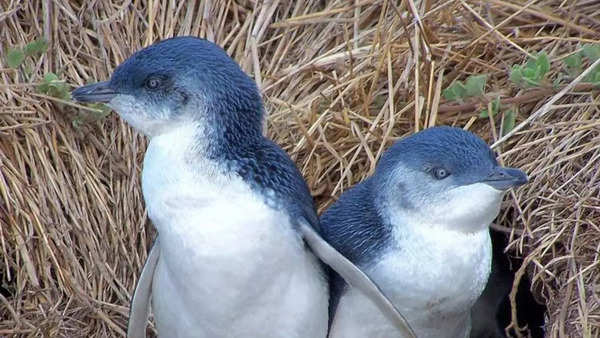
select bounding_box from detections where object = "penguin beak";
[72,81,117,103]
[482,167,529,191]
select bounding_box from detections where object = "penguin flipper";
[127,239,160,338]
[298,219,416,338]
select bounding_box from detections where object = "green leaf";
[564,53,582,69]
[511,53,550,88]
[6,48,25,68]
[522,67,537,79]
[525,59,537,71]
[523,76,540,87]
[24,38,48,56]
[43,72,59,82]
[509,66,523,85]
[588,69,600,85]
[480,97,501,118]
[443,81,467,101]
[502,110,516,135]
[535,52,550,78]
[464,74,487,97]
[564,53,583,77]
[48,86,70,100]
[37,72,57,93]
[582,44,600,61]
[37,72,71,100]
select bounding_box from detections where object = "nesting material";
[1,1,598,336]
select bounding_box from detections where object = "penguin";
[320,126,529,338]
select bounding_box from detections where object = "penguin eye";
[145,76,163,89]
[432,167,450,180]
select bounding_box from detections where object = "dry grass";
[1,0,599,337]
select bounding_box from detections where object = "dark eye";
[433,167,450,180]
[145,77,162,89]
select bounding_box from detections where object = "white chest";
[330,226,491,338]
[140,130,328,338]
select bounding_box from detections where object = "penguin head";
[72,36,263,138]
[373,126,528,232]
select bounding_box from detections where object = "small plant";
[5,38,71,100]
[441,45,600,137]
[564,53,582,77]
[502,110,515,136]
[441,73,517,134]
[5,38,48,69]
[37,73,71,100]
[510,52,550,88]
[6,37,112,126]
[479,97,500,118]
[442,74,487,102]
[567,44,600,84]
[6,49,25,68]
[479,98,515,136]
[582,44,600,61]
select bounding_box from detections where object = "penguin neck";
[144,109,264,178]
[207,105,264,163]
[145,123,211,171]
[142,123,238,207]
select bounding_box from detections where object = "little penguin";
[71,36,414,338]
[320,126,529,338]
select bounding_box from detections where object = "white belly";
[149,187,328,338]
[141,132,328,338]
[330,227,491,338]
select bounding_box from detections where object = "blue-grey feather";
[321,178,393,322]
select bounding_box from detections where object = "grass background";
[1,0,599,336]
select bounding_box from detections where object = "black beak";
[482,167,529,191]
[71,81,117,103]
